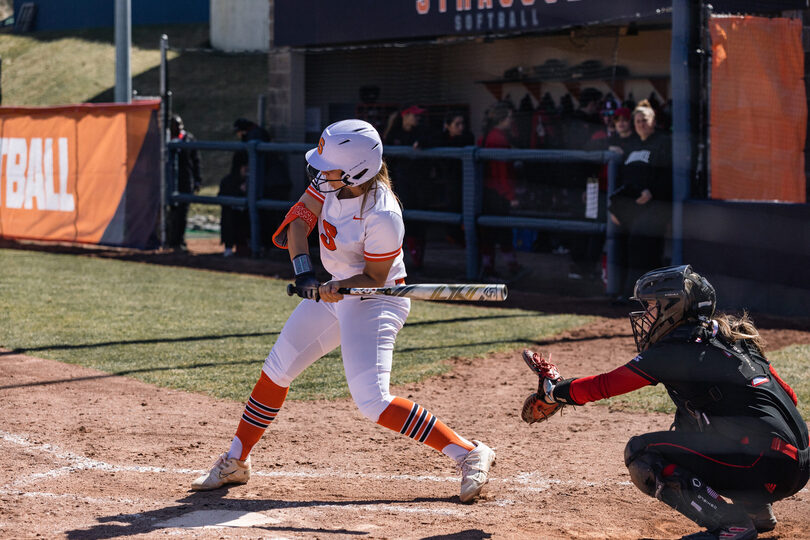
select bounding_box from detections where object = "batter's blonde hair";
[357,161,400,217]
[714,311,766,354]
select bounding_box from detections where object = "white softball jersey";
[305,183,406,285]
[262,181,410,422]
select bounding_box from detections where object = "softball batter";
[192,119,495,502]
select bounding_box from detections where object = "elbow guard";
[272,202,318,249]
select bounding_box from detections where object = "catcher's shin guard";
[624,438,753,533]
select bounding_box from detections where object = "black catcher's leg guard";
[624,437,754,534]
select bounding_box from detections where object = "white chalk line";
[0,429,610,492]
[2,428,805,519]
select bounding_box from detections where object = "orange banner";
[0,100,160,246]
[710,16,806,202]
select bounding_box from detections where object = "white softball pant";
[262,294,411,422]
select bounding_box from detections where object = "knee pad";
[624,435,649,467]
[625,447,663,498]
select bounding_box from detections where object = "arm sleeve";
[554,365,652,405]
[363,210,405,262]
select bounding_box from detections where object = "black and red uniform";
[554,323,809,505]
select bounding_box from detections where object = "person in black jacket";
[167,115,202,251]
[609,100,673,301]
[430,111,475,244]
[383,105,431,272]
[522,265,808,540]
[219,118,291,257]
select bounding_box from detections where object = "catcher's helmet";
[629,265,716,352]
[305,119,383,193]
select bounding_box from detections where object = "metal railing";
[166,140,620,290]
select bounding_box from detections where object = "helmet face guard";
[629,265,716,352]
[629,302,658,353]
[306,164,351,193]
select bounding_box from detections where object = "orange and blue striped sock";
[377,396,474,461]
[228,371,289,461]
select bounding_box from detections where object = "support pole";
[159,34,169,247]
[670,0,696,265]
[247,141,261,257]
[114,0,132,103]
[461,147,480,280]
[606,153,620,295]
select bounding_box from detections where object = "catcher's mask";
[629,265,716,352]
[305,119,383,193]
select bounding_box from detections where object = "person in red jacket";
[478,100,522,280]
[521,265,808,540]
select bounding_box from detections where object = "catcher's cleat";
[678,520,757,540]
[522,349,561,381]
[740,502,776,533]
[458,440,496,503]
[191,453,251,491]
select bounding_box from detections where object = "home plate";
[157,509,280,529]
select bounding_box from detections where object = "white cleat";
[458,440,495,503]
[191,453,251,491]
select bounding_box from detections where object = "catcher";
[521,265,808,540]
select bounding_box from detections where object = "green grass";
[602,344,810,419]
[0,249,591,401]
[0,23,267,186]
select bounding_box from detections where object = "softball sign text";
[0,100,160,247]
[0,137,75,212]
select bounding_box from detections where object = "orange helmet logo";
[317,137,325,155]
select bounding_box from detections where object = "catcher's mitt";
[521,393,562,424]
[520,349,565,424]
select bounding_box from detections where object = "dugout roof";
[274,0,807,48]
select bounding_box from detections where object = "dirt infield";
[2,314,809,539]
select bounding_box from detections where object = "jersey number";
[320,219,338,251]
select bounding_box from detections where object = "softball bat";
[286,283,508,302]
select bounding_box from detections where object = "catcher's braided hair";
[714,311,766,355]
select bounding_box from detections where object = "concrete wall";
[210,0,269,52]
[684,200,810,317]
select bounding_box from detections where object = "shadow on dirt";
[63,491,470,539]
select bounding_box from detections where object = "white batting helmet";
[305,119,383,192]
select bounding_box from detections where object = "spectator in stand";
[608,100,673,302]
[478,100,523,281]
[586,96,621,148]
[383,105,431,272]
[167,115,202,252]
[606,107,638,156]
[569,106,638,283]
[430,111,475,244]
[563,87,604,149]
[564,88,605,280]
[219,118,268,257]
